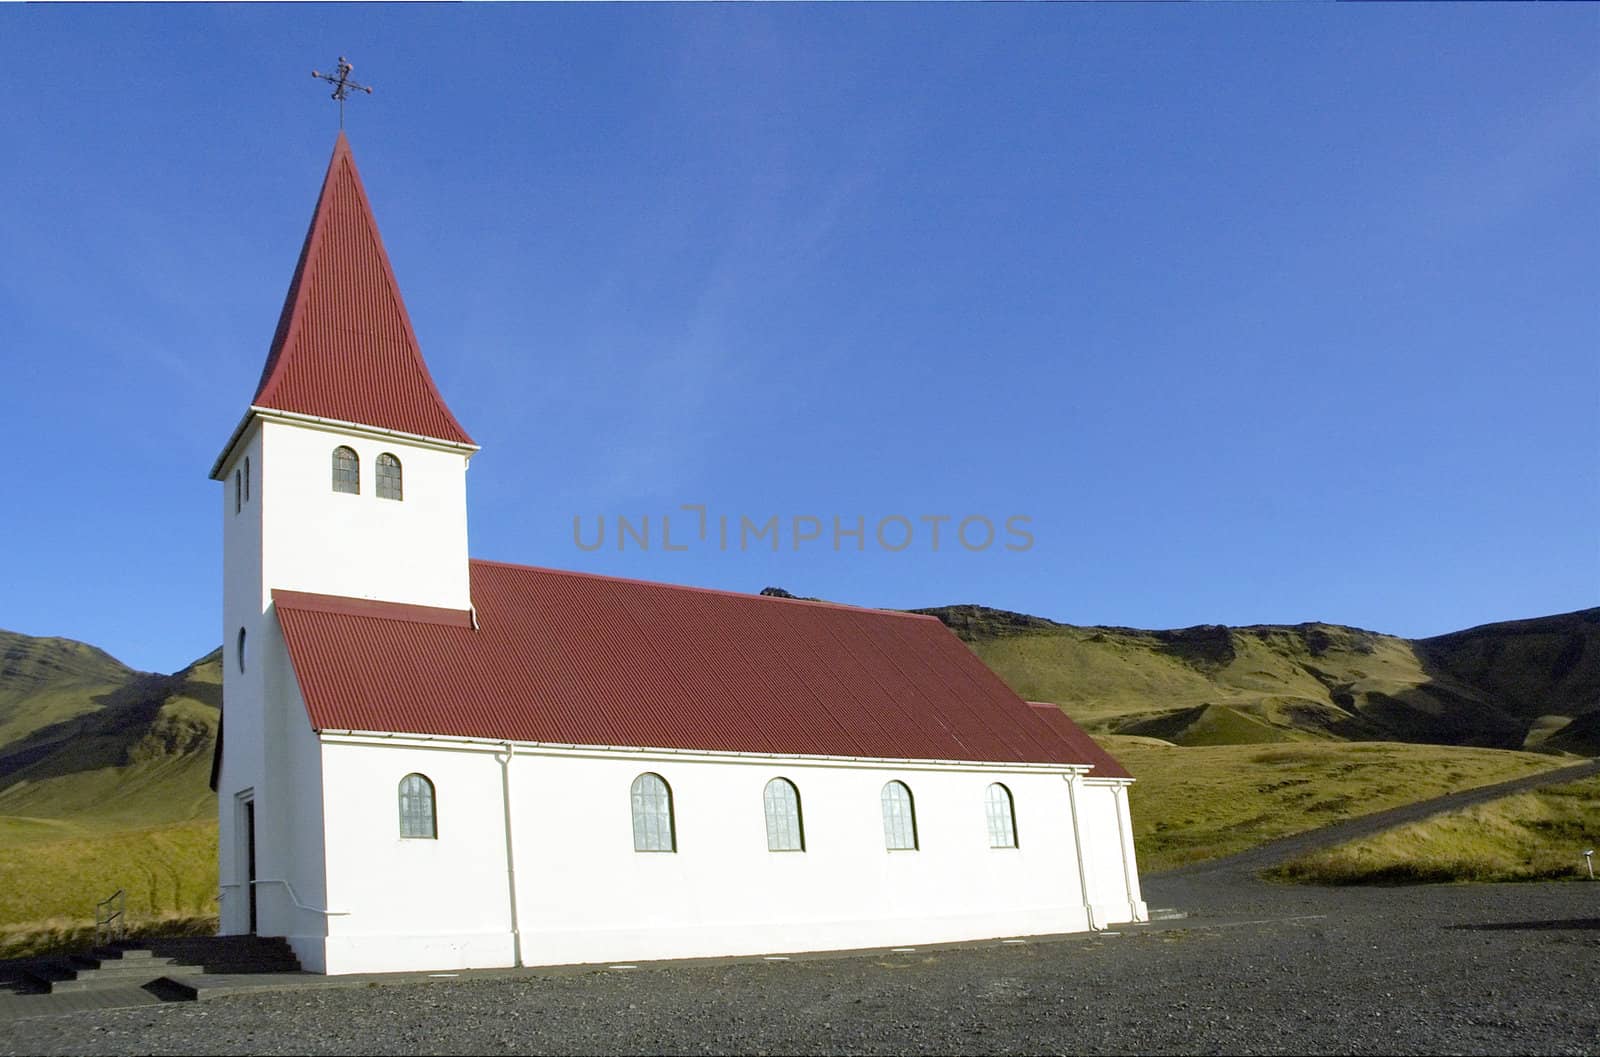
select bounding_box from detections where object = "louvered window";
[881,781,917,851]
[986,783,1018,849]
[376,453,403,501]
[332,446,360,494]
[399,773,436,839]
[631,773,675,852]
[764,778,804,852]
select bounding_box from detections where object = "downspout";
[1063,773,1100,931]
[498,741,523,967]
[1113,783,1147,921]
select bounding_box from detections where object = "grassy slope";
[1101,736,1571,873]
[0,646,220,936]
[1267,774,1600,884]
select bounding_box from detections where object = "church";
[208,132,1147,975]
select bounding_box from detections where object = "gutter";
[209,405,480,480]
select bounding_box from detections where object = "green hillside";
[0,644,220,948]
[918,605,1600,751]
[0,630,134,752]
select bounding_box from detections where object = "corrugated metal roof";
[247,132,473,446]
[1027,702,1133,780]
[273,560,1125,770]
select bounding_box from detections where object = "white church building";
[208,133,1147,976]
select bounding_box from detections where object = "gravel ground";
[4,874,1597,1056]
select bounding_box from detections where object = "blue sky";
[1,5,1596,674]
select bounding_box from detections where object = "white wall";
[1076,780,1146,926]
[319,741,516,973]
[309,738,1143,975]
[217,423,264,937]
[258,418,472,612]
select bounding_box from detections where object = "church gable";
[274,560,1119,770]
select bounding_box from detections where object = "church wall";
[217,423,265,937]
[511,753,1092,968]
[260,656,332,971]
[1077,780,1146,926]
[319,740,517,974]
[304,737,1130,974]
[259,418,472,613]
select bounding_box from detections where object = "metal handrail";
[251,878,350,916]
[94,888,126,946]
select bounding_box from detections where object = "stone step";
[1148,907,1189,921]
[24,960,205,994]
[69,953,179,972]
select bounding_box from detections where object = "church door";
[245,800,258,934]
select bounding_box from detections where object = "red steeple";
[249,132,474,446]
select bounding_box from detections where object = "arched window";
[236,628,246,674]
[986,783,1018,849]
[234,468,242,513]
[376,453,403,501]
[398,773,436,839]
[332,446,360,494]
[881,780,918,851]
[630,772,675,852]
[764,778,804,852]
[244,457,250,502]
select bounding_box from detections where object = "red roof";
[1027,702,1133,780]
[272,561,1118,769]
[248,132,473,446]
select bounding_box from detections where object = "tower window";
[332,446,360,494]
[237,628,246,674]
[244,457,250,503]
[234,469,242,513]
[376,453,403,501]
[399,774,437,839]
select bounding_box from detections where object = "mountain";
[914,605,1600,754]
[0,637,220,838]
[0,631,136,751]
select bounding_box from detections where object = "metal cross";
[312,56,373,129]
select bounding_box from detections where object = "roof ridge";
[467,557,943,622]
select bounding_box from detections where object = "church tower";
[209,133,477,942]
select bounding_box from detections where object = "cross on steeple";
[311,56,373,129]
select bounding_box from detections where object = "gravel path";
[4,877,1596,1055]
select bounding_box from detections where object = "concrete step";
[1148,907,1189,921]
[24,959,205,994]
[115,937,301,971]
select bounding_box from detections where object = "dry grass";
[0,818,217,934]
[0,913,218,961]
[1267,774,1600,885]
[1101,736,1574,872]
